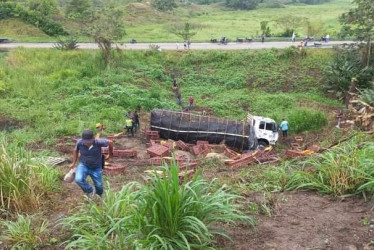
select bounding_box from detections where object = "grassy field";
[0,48,340,144]
[1,0,351,42]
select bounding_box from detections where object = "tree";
[275,16,306,35]
[260,21,271,36]
[65,0,92,19]
[225,0,258,10]
[340,0,374,67]
[170,22,198,41]
[27,0,57,16]
[151,0,176,11]
[82,0,126,62]
[305,20,324,37]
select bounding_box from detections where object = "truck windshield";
[265,122,277,132]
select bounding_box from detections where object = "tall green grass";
[286,135,374,197]
[0,138,60,212]
[0,214,48,249]
[64,162,253,249]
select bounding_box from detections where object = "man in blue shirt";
[69,129,113,198]
[280,119,289,137]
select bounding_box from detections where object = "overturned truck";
[150,109,279,151]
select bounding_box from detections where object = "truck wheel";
[258,140,269,148]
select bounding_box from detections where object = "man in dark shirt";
[133,110,140,133]
[69,129,113,198]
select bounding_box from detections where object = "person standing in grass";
[176,91,182,107]
[292,32,296,42]
[280,119,289,137]
[133,110,140,133]
[70,129,113,198]
[189,96,194,108]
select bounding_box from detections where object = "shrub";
[225,0,258,10]
[286,135,374,197]
[0,2,67,36]
[54,36,79,50]
[276,46,306,59]
[288,108,327,133]
[151,0,177,11]
[325,46,374,99]
[64,162,253,249]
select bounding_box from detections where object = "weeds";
[0,214,48,249]
[64,162,253,249]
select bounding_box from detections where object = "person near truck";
[95,123,106,138]
[133,110,140,133]
[125,117,134,137]
[280,119,289,137]
[69,129,113,199]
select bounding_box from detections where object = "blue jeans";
[75,163,103,195]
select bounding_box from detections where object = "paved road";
[0,41,353,50]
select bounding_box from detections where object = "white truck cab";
[248,114,279,147]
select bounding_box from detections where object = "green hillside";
[0,48,340,143]
[1,0,351,42]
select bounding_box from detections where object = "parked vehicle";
[220,37,229,45]
[0,38,11,43]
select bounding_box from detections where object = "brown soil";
[0,114,22,132]
[226,192,374,250]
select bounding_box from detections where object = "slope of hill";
[2,0,351,42]
[0,48,340,143]
[0,19,49,42]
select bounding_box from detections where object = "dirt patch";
[0,114,22,132]
[225,192,374,250]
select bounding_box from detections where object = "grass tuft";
[0,136,60,213]
[63,161,253,249]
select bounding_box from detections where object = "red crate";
[148,157,163,166]
[103,164,125,175]
[147,144,170,158]
[177,140,189,151]
[196,140,209,146]
[146,130,160,140]
[112,149,138,158]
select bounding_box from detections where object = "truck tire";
[258,140,269,148]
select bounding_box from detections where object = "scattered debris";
[147,144,170,158]
[32,157,67,166]
[103,164,126,175]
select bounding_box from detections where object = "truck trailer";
[150,109,278,151]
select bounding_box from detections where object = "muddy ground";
[44,130,374,250]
